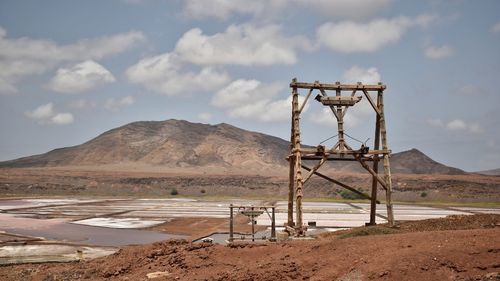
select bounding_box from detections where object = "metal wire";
[344,132,370,146]
[319,134,338,144]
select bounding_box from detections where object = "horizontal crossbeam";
[290,81,386,91]
[297,148,391,155]
[300,156,373,161]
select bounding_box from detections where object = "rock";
[147,271,171,279]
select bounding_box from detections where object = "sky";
[0,0,499,172]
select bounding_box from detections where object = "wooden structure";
[287,79,394,236]
[229,204,276,242]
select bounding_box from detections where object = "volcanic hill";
[0,119,465,175]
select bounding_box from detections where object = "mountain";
[476,168,500,176]
[0,120,289,172]
[389,148,466,175]
[0,119,466,175]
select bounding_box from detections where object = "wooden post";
[287,79,297,228]
[229,204,234,242]
[336,85,345,152]
[292,82,304,234]
[251,206,255,242]
[271,207,276,241]
[369,92,381,225]
[378,89,394,226]
[287,156,295,227]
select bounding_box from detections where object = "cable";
[344,133,370,146]
[319,134,338,144]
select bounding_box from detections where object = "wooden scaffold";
[286,78,394,236]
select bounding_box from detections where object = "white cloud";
[342,65,381,84]
[427,118,482,133]
[294,0,391,19]
[51,113,74,125]
[0,27,144,94]
[446,119,467,130]
[198,112,212,122]
[182,0,390,20]
[212,79,297,122]
[0,29,145,62]
[492,21,500,33]
[127,23,309,94]
[47,60,115,94]
[0,59,48,95]
[26,103,55,120]
[126,52,229,96]
[68,99,97,109]
[316,15,433,53]
[175,24,307,66]
[212,79,279,108]
[229,96,294,122]
[310,107,337,127]
[104,95,135,111]
[25,103,74,125]
[424,45,454,59]
[182,0,287,20]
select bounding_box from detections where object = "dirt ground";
[150,214,267,240]
[1,214,499,281]
[1,167,500,202]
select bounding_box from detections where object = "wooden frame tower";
[287,78,394,236]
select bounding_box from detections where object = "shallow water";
[0,213,187,247]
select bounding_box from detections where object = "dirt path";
[1,214,499,281]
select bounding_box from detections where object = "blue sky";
[0,0,499,172]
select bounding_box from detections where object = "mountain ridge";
[475,168,500,176]
[0,119,466,175]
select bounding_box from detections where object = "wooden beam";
[378,90,395,226]
[302,155,327,185]
[292,84,305,234]
[287,80,296,228]
[298,88,313,114]
[290,81,386,91]
[300,156,373,161]
[318,88,339,121]
[369,92,382,225]
[287,155,295,227]
[301,164,380,204]
[362,89,381,116]
[300,148,391,155]
[355,155,388,190]
[318,96,362,106]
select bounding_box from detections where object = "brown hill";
[0,120,289,172]
[0,120,466,175]
[389,148,466,175]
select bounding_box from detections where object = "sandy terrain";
[1,167,499,202]
[1,214,499,281]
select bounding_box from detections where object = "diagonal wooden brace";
[302,155,328,185]
[301,164,380,203]
[355,155,387,190]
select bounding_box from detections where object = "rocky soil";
[1,168,499,202]
[1,214,499,281]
